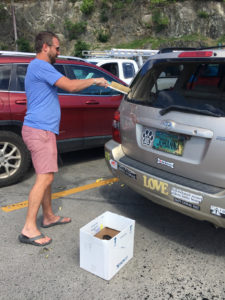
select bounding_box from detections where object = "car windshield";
[128,61,225,117]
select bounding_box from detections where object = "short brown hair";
[35,31,59,53]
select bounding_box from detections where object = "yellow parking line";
[1,177,119,212]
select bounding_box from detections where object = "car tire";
[0,131,31,187]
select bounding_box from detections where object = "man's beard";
[48,53,56,64]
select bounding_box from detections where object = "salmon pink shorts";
[22,125,58,174]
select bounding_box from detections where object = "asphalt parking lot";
[1,147,225,300]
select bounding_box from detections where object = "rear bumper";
[105,139,225,228]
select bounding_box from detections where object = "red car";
[0,52,125,187]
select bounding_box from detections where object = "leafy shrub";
[99,9,108,23]
[97,29,110,43]
[0,43,8,50]
[65,19,87,40]
[152,9,169,32]
[113,1,124,9]
[101,0,109,9]
[197,11,210,19]
[99,0,110,22]
[150,0,178,7]
[16,38,33,52]
[80,0,94,15]
[113,0,133,10]
[217,35,225,45]
[74,40,90,57]
[150,0,168,5]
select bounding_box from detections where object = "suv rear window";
[129,61,225,117]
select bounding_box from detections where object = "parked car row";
[4,46,225,230]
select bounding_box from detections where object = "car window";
[129,61,225,117]
[0,64,11,91]
[13,64,65,93]
[54,64,66,76]
[151,65,182,92]
[63,64,121,96]
[186,64,220,91]
[15,64,28,92]
[100,63,119,78]
[122,63,135,79]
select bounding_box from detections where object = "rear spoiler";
[159,45,225,54]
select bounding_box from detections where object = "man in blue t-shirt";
[19,31,109,247]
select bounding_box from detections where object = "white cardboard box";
[80,211,135,280]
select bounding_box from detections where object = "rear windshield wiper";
[159,105,223,117]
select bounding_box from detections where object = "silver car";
[105,47,225,228]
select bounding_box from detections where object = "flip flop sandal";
[18,233,52,247]
[41,216,71,228]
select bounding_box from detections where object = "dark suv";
[0,51,125,187]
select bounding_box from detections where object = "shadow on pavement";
[59,147,105,167]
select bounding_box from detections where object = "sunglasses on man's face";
[48,44,60,51]
[52,45,60,52]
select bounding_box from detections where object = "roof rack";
[0,51,85,61]
[159,45,225,54]
[82,48,159,67]
[83,49,158,57]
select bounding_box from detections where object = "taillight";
[112,110,121,143]
[178,51,213,58]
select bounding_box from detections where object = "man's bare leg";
[42,183,71,226]
[21,173,54,245]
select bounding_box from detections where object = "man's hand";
[93,78,109,88]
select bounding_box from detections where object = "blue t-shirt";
[24,58,63,134]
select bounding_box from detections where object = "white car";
[86,58,139,85]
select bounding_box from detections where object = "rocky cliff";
[1,0,225,56]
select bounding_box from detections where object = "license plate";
[153,130,185,156]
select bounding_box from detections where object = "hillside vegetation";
[1,0,225,56]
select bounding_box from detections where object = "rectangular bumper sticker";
[171,187,203,204]
[174,198,200,210]
[118,164,137,180]
[210,205,225,218]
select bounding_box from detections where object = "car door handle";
[85,100,99,105]
[15,99,27,105]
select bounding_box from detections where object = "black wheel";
[0,131,31,187]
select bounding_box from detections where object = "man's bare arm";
[55,76,108,92]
